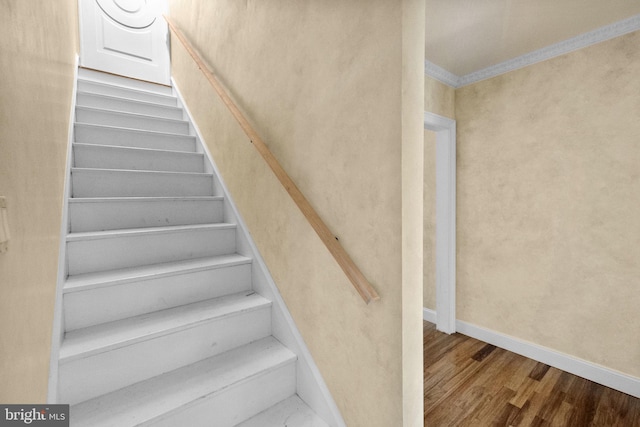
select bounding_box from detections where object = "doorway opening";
[424,112,456,334]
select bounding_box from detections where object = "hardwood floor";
[423,321,640,426]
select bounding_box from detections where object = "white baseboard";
[48,55,79,403]
[423,307,640,398]
[422,308,436,324]
[455,320,640,399]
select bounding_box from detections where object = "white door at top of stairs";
[79,0,171,85]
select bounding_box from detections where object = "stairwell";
[54,68,333,426]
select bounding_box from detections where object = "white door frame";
[424,111,456,334]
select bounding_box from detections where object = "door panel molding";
[96,0,157,28]
[79,0,170,85]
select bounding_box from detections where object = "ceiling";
[425,0,640,77]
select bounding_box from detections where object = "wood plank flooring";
[423,321,640,426]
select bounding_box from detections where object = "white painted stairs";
[55,68,333,426]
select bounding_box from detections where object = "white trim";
[425,13,640,88]
[422,308,436,324]
[424,59,459,88]
[48,54,79,403]
[456,320,640,399]
[172,79,346,427]
[424,112,456,335]
[459,14,640,86]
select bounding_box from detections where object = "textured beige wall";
[456,30,640,377]
[401,0,425,425]
[423,130,436,310]
[423,75,454,310]
[168,1,424,425]
[425,74,455,119]
[0,0,78,402]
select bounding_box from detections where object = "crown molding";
[424,59,460,88]
[425,13,640,89]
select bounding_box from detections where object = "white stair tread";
[66,222,234,242]
[73,142,203,158]
[71,167,211,177]
[77,90,183,111]
[64,254,251,292]
[237,395,330,427]
[76,105,190,126]
[68,195,223,204]
[76,79,177,107]
[75,122,196,140]
[70,337,296,427]
[60,292,270,362]
[78,75,174,98]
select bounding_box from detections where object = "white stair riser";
[71,170,214,198]
[59,307,272,405]
[64,263,252,330]
[77,93,184,120]
[67,227,236,275]
[149,363,296,427]
[69,199,222,232]
[73,144,204,173]
[79,69,173,95]
[75,124,196,152]
[77,80,176,106]
[76,108,190,135]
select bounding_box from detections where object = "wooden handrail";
[165,16,380,304]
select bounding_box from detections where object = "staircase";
[57,68,331,426]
